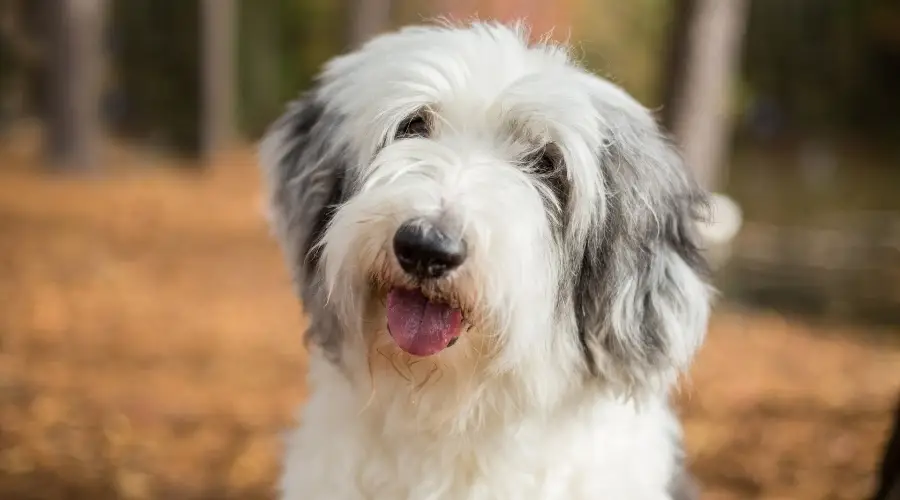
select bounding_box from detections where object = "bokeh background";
[1,0,899,499]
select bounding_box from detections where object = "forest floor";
[1,133,899,499]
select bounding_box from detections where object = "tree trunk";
[659,0,697,132]
[46,0,106,171]
[668,0,749,191]
[201,0,236,162]
[347,0,392,49]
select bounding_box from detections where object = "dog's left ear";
[575,88,711,395]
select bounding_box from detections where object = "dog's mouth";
[386,287,462,357]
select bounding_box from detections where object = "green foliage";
[237,0,345,137]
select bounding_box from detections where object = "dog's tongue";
[386,289,462,356]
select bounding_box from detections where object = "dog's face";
[262,22,711,401]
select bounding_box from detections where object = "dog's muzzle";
[385,217,467,357]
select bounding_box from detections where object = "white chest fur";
[280,354,682,500]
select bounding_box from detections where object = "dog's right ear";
[260,92,352,361]
[260,92,350,289]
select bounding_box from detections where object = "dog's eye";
[396,114,430,139]
[527,144,569,212]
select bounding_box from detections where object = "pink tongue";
[386,288,462,356]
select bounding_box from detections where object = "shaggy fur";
[261,21,712,500]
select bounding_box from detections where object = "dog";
[260,21,712,500]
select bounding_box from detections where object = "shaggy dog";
[260,21,711,500]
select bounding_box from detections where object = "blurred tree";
[237,0,284,138]
[658,0,696,133]
[667,0,749,191]
[0,0,46,130]
[237,0,345,137]
[109,0,200,156]
[46,0,107,170]
[741,0,900,144]
[201,0,236,162]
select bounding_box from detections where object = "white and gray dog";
[260,21,711,500]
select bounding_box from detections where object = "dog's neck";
[321,336,604,437]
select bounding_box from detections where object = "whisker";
[415,364,441,392]
[377,347,411,383]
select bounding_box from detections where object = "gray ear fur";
[574,101,711,395]
[260,91,350,361]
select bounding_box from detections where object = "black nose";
[393,218,467,279]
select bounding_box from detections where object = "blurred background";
[0,0,898,499]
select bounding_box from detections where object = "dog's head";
[261,22,711,403]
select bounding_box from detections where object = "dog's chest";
[281,383,678,500]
